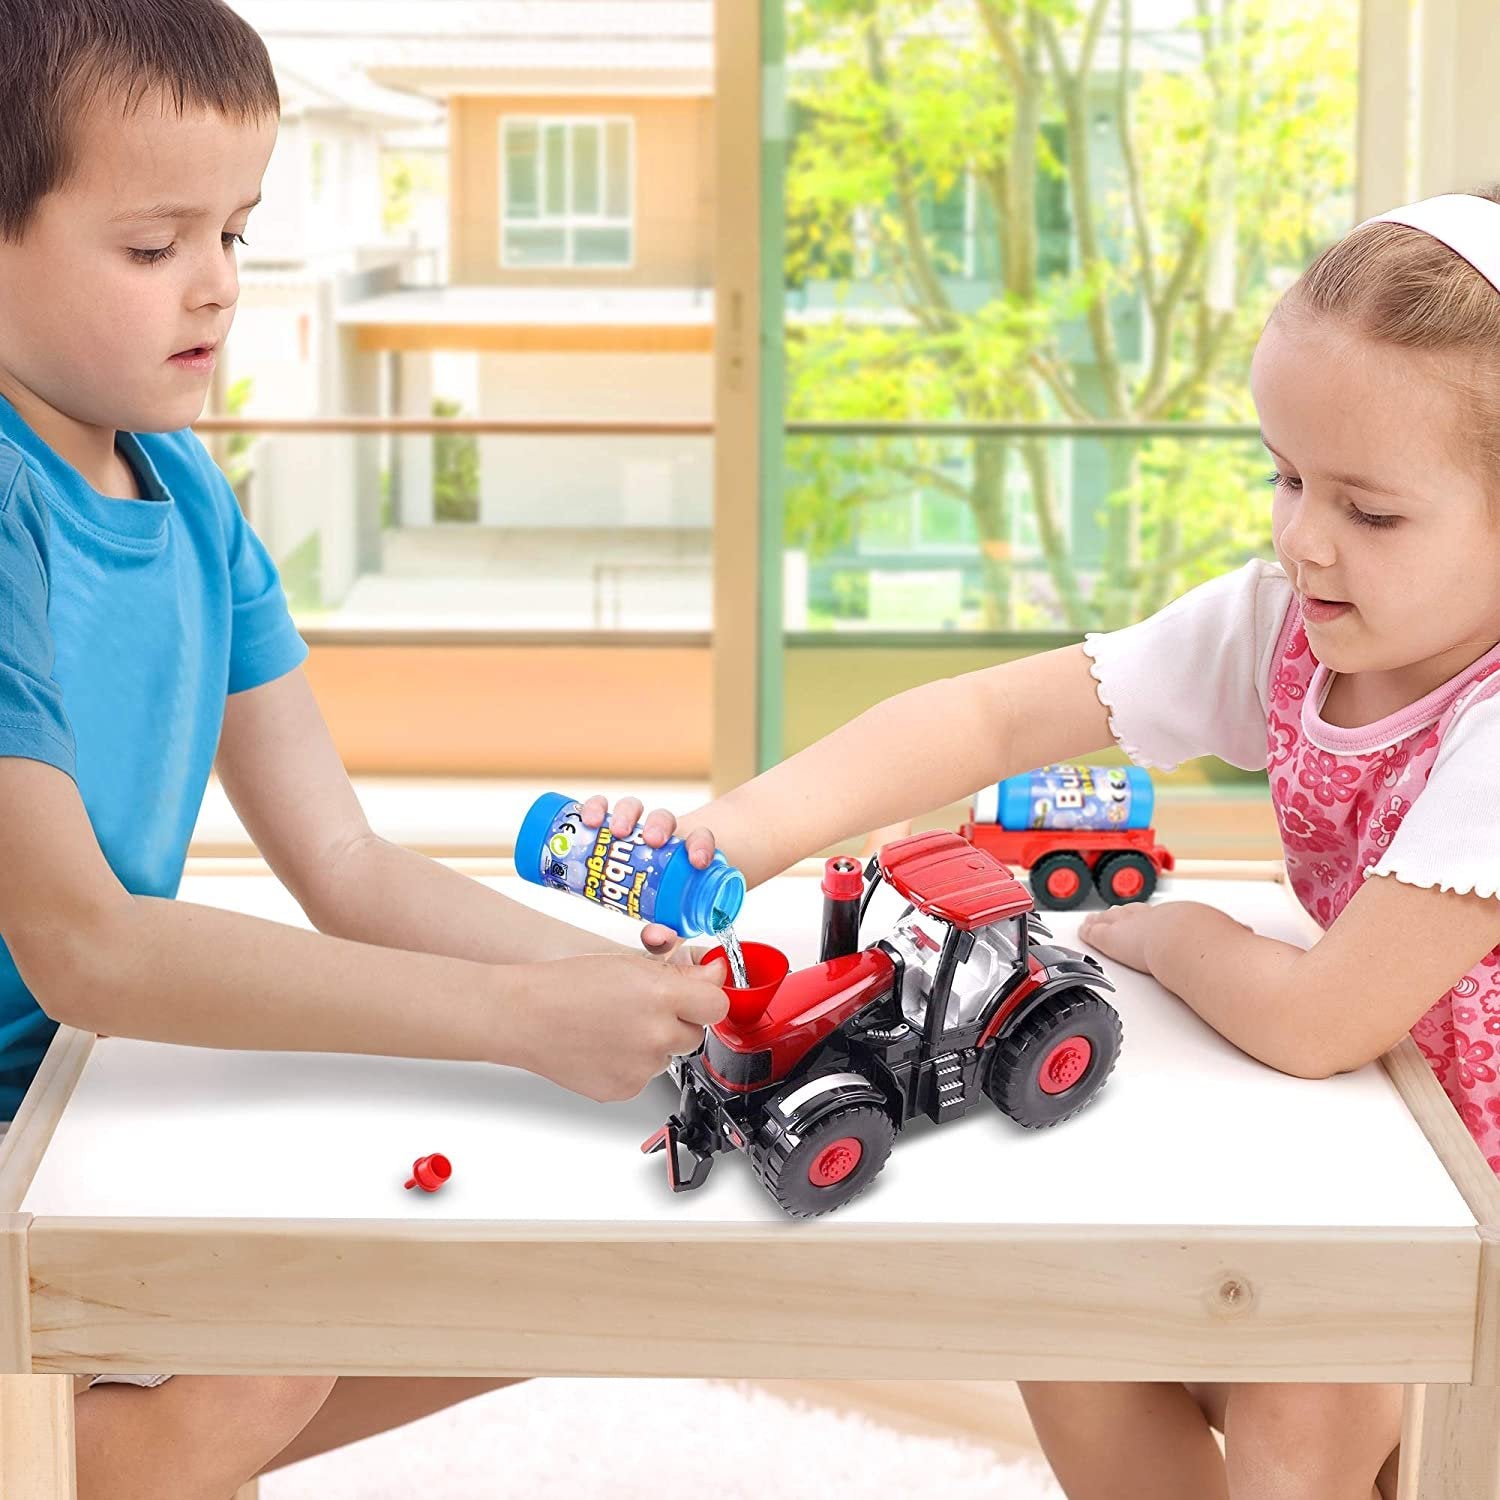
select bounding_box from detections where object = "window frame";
[498,114,637,271]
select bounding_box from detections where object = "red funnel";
[702,941,790,1024]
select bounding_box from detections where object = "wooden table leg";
[1406,1383,1500,1498]
[0,1376,77,1500]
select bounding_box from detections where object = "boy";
[0,1,726,1489]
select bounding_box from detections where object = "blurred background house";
[197,0,1480,854]
[222,0,714,635]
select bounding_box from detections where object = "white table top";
[18,870,1476,1229]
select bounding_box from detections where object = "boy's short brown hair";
[0,0,280,242]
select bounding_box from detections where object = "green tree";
[382,151,445,236]
[222,375,256,502]
[785,0,1356,630]
[432,397,480,522]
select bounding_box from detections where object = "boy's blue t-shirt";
[0,395,308,1120]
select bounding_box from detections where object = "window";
[501,117,635,269]
[781,2,1358,637]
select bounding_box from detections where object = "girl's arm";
[1083,876,1500,1078]
[678,642,1117,885]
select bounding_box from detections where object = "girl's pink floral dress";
[1267,600,1500,1168]
[1084,558,1500,1171]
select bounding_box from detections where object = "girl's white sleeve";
[1365,689,1500,900]
[1079,557,1295,773]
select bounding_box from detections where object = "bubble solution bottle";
[515,792,747,940]
[974,763,1155,833]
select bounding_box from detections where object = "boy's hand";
[577,795,723,956]
[505,951,729,1103]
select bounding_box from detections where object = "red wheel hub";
[1038,1036,1092,1095]
[1110,864,1146,898]
[1045,866,1081,899]
[808,1135,863,1187]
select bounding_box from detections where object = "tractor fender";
[989,971,1116,1046]
[762,1069,892,1145]
[1027,945,1117,994]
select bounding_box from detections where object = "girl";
[640,188,1500,1498]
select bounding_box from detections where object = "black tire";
[1094,851,1158,906]
[756,1102,896,1218]
[1030,852,1092,910]
[985,988,1122,1128]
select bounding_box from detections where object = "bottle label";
[1023,764,1137,831]
[538,800,668,923]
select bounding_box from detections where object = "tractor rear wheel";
[985,987,1122,1128]
[756,1102,896,1218]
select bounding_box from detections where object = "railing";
[196,418,1257,436]
[193,415,715,634]
[784,421,1260,438]
[777,419,1268,636]
[191,415,1266,637]
[195,418,714,435]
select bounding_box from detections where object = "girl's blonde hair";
[1279,184,1500,484]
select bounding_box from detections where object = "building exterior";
[221,2,1216,634]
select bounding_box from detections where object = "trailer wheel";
[1094,851,1158,905]
[1031,852,1092,910]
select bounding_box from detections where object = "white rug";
[259,1379,1065,1500]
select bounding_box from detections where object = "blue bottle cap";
[686,857,747,936]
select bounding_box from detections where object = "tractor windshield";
[889,914,1025,1032]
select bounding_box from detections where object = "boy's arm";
[680,642,1117,884]
[0,754,727,1100]
[213,669,637,963]
[0,754,517,1062]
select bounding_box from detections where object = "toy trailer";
[958,820,1175,910]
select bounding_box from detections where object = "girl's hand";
[1078,900,1255,976]
[1077,903,1158,973]
[577,794,724,956]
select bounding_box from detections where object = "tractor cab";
[874,833,1037,1050]
[886,911,1025,1033]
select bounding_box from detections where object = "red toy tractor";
[642,831,1123,1217]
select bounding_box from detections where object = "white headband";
[1364,193,1500,295]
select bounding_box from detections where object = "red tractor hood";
[708,946,896,1087]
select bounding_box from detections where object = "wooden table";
[2,860,1497,1498]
